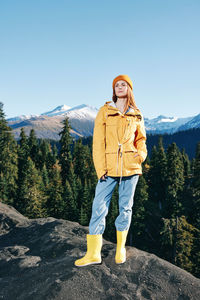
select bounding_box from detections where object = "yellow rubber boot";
[75,234,102,267]
[115,230,128,264]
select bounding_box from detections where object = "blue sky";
[0,0,199,119]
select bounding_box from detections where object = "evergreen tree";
[157,136,167,209]
[45,162,65,218]
[0,102,18,205]
[181,149,192,220]
[148,137,167,211]
[46,144,57,170]
[41,164,49,190]
[59,117,73,185]
[191,227,200,278]
[76,176,83,210]
[79,180,91,226]
[63,179,77,221]
[191,142,200,228]
[186,142,200,229]
[18,128,29,171]
[148,145,158,202]
[28,129,39,167]
[162,143,185,264]
[164,142,185,218]
[17,157,46,218]
[87,178,94,217]
[129,175,149,249]
[141,154,150,182]
[59,117,78,210]
[181,148,191,179]
[37,140,51,170]
[145,138,167,255]
[15,128,29,209]
[73,139,96,184]
[160,216,196,273]
[73,139,87,181]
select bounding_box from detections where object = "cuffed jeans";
[89,175,139,235]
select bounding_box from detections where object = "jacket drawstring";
[116,143,123,185]
[119,149,123,185]
[114,111,130,185]
[116,116,129,185]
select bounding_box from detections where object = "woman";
[75,74,147,267]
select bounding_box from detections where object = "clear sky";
[0,0,199,119]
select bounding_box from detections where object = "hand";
[100,173,108,181]
[134,153,142,163]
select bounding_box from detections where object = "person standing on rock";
[75,74,147,267]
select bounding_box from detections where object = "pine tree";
[41,164,49,190]
[79,180,91,226]
[76,176,83,211]
[157,136,167,209]
[45,162,65,218]
[17,157,46,218]
[184,142,200,231]
[59,117,78,211]
[148,145,158,202]
[73,139,96,184]
[73,139,87,181]
[28,129,39,168]
[15,128,29,209]
[181,149,192,220]
[129,175,149,249]
[164,142,185,218]
[87,178,94,218]
[37,140,51,170]
[63,179,77,221]
[191,142,200,229]
[59,117,73,185]
[191,227,200,278]
[162,143,185,264]
[148,137,167,212]
[18,128,29,173]
[144,138,167,255]
[160,216,196,273]
[46,144,57,170]
[181,148,191,179]
[0,102,18,205]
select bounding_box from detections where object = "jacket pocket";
[105,151,117,173]
[124,151,141,170]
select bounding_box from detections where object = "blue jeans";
[89,175,139,235]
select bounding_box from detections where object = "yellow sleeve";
[134,114,147,163]
[92,106,107,179]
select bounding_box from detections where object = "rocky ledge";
[0,202,200,300]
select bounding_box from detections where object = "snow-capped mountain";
[178,113,200,131]
[41,104,71,117]
[7,104,99,140]
[63,104,98,120]
[7,114,39,122]
[7,104,200,140]
[144,115,194,134]
[8,104,98,122]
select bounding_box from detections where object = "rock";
[0,202,200,300]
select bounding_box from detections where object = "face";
[114,80,128,98]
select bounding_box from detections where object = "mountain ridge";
[7,104,200,140]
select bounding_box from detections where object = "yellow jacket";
[93,101,147,180]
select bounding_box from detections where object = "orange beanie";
[112,75,133,90]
